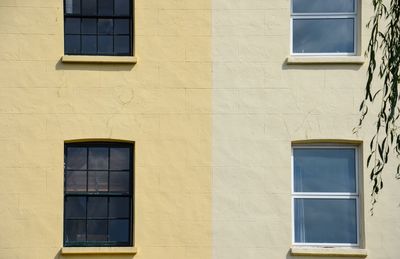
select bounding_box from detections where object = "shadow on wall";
[281,62,363,71]
[54,251,135,259]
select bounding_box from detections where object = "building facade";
[0,0,398,259]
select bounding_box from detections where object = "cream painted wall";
[0,0,212,258]
[212,0,400,259]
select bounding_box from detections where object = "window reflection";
[295,198,357,243]
[294,148,356,192]
[293,18,354,53]
[293,0,355,13]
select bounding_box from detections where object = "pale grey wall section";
[212,0,400,259]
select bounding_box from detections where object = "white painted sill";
[291,247,367,257]
[61,246,138,255]
[286,56,365,65]
[61,55,137,64]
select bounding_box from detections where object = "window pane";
[65,219,86,242]
[109,171,130,192]
[114,19,130,34]
[293,18,354,54]
[82,18,97,34]
[294,148,356,192]
[98,35,113,55]
[88,171,108,192]
[87,220,107,241]
[87,197,108,218]
[65,196,86,218]
[65,0,81,15]
[114,0,130,16]
[294,198,357,244]
[82,35,97,54]
[82,0,97,15]
[293,0,355,13]
[98,19,114,34]
[109,219,129,243]
[89,148,109,170]
[65,35,81,54]
[66,171,87,192]
[99,0,114,16]
[67,147,87,170]
[65,18,81,34]
[110,148,130,170]
[109,197,130,218]
[114,35,130,55]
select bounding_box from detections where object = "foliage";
[355,0,400,209]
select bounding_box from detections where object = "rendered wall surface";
[0,0,212,258]
[0,0,400,259]
[211,0,400,259]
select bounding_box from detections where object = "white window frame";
[291,145,360,247]
[290,0,358,56]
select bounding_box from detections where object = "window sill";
[61,55,138,64]
[61,247,138,255]
[286,56,365,65]
[291,247,367,257]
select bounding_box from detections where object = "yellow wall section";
[0,0,212,258]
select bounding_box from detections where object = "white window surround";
[290,0,358,56]
[291,145,361,247]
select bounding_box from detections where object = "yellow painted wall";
[0,0,212,258]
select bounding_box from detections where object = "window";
[292,145,360,246]
[64,142,134,247]
[64,0,133,56]
[291,0,357,55]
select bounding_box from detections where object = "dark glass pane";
[98,35,113,55]
[114,19,130,34]
[67,147,87,170]
[88,171,108,192]
[65,196,86,218]
[109,171,130,192]
[294,198,357,244]
[65,18,81,34]
[87,220,107,241]
[114,35,130,55]
[99,0,114,16]
[109,219,129,243]
[66,171,87,192]
[65,0,81,15]
[82,35,97,54]
[293,0,355,13]
[89,148,109,170]
[82,0,97,15]
[110,148,130,170]
[82,18,97,34]
[293,18,354,53]
[114,0,130,16]
[98,19,114,34]
[65,220,86,242]
[88,197,108,218]
[109,197,130,218]
[65,35,81,54]
[294,148,356,192]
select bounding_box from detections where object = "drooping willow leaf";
[356,0,400,213]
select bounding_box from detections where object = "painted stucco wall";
[0,0,399,259]
[0,0,212,258]
[211,0,400,259]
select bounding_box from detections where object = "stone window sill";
[286,56,365,65]
[61,247,138,255]
[61,55,138,64]
[290,247,367,257]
